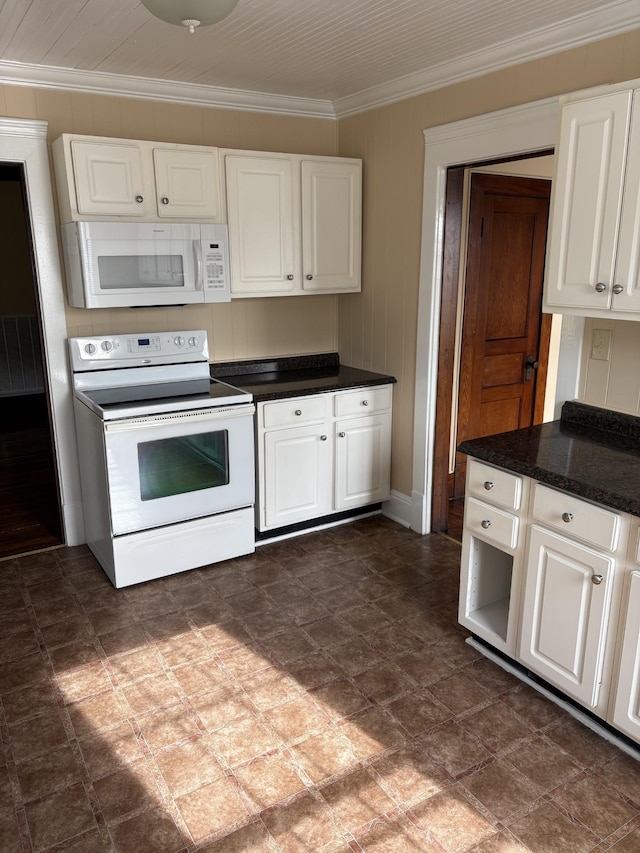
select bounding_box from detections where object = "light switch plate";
[590,328,612,361]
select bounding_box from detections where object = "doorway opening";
[0,163,63,558]
[431,152,557,541]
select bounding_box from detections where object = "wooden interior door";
[452,173,551,501]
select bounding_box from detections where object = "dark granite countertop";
[210,352,396,402]
[458,401,640,517]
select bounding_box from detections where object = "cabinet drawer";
[334,385,392,417]
[467,460,522,511]
[465,497,519,550]
[262,395,329,428]
[532,484,620,552]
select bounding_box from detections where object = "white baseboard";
[382,490,413,529]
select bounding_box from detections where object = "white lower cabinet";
[460,457,640,745]
[263,424,333,529]
[519,525,616,710]
[458,461,525,657]
[611,571,640,741]
[257,386,392,532]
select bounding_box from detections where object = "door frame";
[0,117,83,545]
[410,97,560,534]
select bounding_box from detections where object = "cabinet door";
[301,160,362,293]
[544,91,632,312]
[225,154,299,296]
[334,412,391,510]
[71,140,147,216]
[520,525,615,708]
[263,424,332,529]
[153,148,222,220]
[611,571,640,742]
[612,91,640,313]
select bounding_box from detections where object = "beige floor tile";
[234,751,306,809]
[508,802,597,853]
[177,776,250,843]
[411,786,495,851]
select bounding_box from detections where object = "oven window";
[138,431,229,501]
[98,254,185,289]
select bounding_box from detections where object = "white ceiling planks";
[0,0,636,114]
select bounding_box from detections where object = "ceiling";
[0,0,638,117]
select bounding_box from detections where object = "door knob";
[525,355,539,381]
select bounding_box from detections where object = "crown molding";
[0,116,48,139]
[0,59,336,119]
[333,0,640,117]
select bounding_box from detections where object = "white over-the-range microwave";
[62,221,231,308]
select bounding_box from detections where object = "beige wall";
[0,85,339,362]
[337,29,640,497]
[580,318,640,415]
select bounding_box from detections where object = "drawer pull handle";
[320,434,327,441]
[294,409,302,416]
[591,574,603,585]
[483,481,494,490]
[339,431,346,437]
[361,400,369,406]
[562,512,573,523]
[135,195,144,203]
[481,519,492,529]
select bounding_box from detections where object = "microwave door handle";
[194,240,203,290]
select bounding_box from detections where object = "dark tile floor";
[1,516,640,852]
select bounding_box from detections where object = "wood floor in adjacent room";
[0,393,62,560]
[1,516,639,852]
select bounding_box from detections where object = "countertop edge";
[459,440,640,518]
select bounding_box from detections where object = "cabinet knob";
[361,400,369,406]
[595,282,607,293]
[161,196,169,205]
[483,481,494,490]
[306,274,313,280]
[294,409,302,416]
[562,512,573,523]
[481,519,492,529]
[135,195,144,203]
[591,574,603,585]
[320,434,327,441]
[286,274,294,281]
[612,284,624,294]
[339,431,346,437]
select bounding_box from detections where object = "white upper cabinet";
[153,148,222,220]
[224,153,299,296]
[300,160,362,293]
[53,134,224,223]
[223,150,362,297]
[69,140,147,217]
[544,80,640,319]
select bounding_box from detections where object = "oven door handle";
[103,403,255,432]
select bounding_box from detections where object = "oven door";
[103,404,255,535]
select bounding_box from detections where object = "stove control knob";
[84,343,97,355]
[173,336,185,347]
[101,340,114,352]
[188,336,198,348]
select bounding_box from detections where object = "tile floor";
[1,516,640,853]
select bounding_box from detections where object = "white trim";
[0,118,84,545]
[334,0,640,117]
[0,0,638,119]
[0,59,335,120]
[411,98,560,534]
[382,490,412,529]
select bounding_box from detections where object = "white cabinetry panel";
[520,524,615,709]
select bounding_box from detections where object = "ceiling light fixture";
[140,0,239,34]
